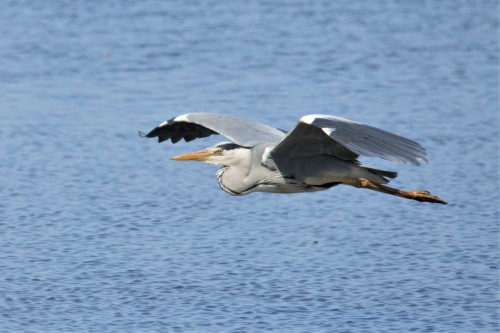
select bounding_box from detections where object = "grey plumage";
[141,113,446,204]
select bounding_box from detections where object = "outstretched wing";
[269,114,428,166]
[140,113,286,146]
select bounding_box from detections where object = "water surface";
[1,1,498,332]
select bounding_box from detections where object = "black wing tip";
[140,116,220,144]
[138,129,160,139]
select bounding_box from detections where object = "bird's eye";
[214,148,223,155]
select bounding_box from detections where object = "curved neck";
[215,148,252,195]
[216,167,241,195]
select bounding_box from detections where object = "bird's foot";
[408,190,447,204]
[409,190,430,196]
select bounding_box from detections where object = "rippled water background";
[1,1,498,332]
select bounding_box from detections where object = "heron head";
[170,142,247,166]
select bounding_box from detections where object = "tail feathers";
[364,167,398,181]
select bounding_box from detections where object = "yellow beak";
[170,149,212,161]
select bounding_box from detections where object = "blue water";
[1,1,498,332]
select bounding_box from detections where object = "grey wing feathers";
[140,113,286,146]
[271,115,428,165]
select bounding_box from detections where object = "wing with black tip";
[140,113,285,146]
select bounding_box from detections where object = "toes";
[411,190,431,196]
[414,193,447,204]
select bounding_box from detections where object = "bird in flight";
[140,113,446,204]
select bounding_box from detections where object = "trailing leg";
[345,178,447,204]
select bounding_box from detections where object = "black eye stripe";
[215,143,244,151]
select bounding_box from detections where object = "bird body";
[215,144,393,195]
[141,113,446,204]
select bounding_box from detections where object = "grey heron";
[140,113,446,204]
